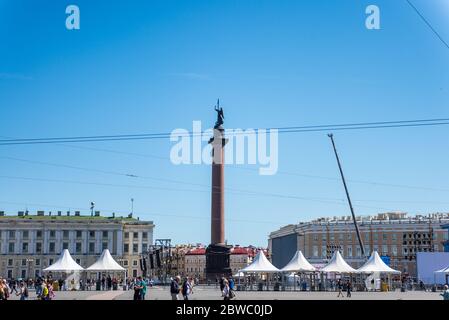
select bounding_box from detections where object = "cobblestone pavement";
[7,286,445,300]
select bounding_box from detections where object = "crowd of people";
[170,275,236,300]
[0,277,55,300]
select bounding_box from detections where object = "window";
[133,244,138,254]
[63,242,69,250]
[392,234,397,241]
[76,231,82,238]
[321,245,326,258]
[133,260,138,266]
[142,232,148,239]
[364,233,370,241]
[382,234,388,241]
[7,259,13,266]
[347,246,353,257]
[49,259,54,265]
[124,244,129,253]
[89,231,95,238]
[125,232,129,239]
[329,234,334,241]
[35,259,40,266]
[391,246,397,256]
[36,230,42,239]
[382,245,388,255]
[22,242,29,252]
[21,270,26,279]
[312,246,318,257]
[75,242,82,253]
[313,234,318,241]
[63,230,69,238]
[356,246,361,257]
[102,242,108,250]
[76,259,81,264]
[339,233,344,241]
[9,230,15,238]
[49,230,56,238]
[89,242,95,253]
[8,242,15,253]
[373,233,379,241]
[142,243,148,252]
[36,242,42,253]
[49,242,55,253]
[102,231,108,238]
[22,230,29,239]
[123,260,129,266]
[22,259,27,266]
[132,270,137,277]
[133,232,138,239]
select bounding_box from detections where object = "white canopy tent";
[357,251,401,274]
[86,249,125,271]
[43,249,84,290]
[240,250,279,273]
[233,271,245,278]
[43,249,84,272]
[281,250,316,272]
[434,266,449,274]
[320,251,357,273]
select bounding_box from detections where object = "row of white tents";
[236,250,401,275]
[43,249,125,272]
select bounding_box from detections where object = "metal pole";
[328,134,365,257]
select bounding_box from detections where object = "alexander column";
[205,99,232,280]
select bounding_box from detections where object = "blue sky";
[0,0,448,246]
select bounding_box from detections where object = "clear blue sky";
[0,0,448,247]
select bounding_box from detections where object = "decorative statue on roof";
[214,99,224,129]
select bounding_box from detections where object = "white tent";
[43,249,84,272]
[434,266,449,274]
[86,249,125,271]
[240,250,279,273]
[281,250,316,272]
[357,251,401,274]
[233,271,245,278]
[320,251,357,273]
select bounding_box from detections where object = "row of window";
[3,268,142,279]
[2,241,148,255]
[0,230,149,240]
[311,244,440,258]
[311,232,447,242]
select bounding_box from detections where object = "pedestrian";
[337,279,344,297]
[17,281,29,300]
[170,276,181,300]
[219,277,225,292]
[222,279,231,300]
[440,285,449,300]
[140,277,147,300]
[133,277,142,300]
[2,279,10,300]
[182,277,193,300]
[346,280,352,298]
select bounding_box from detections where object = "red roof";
[185,248,206,255]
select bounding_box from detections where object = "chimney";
[37,211,44,216]
[94,211,100,217]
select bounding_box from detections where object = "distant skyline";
[1,0,448,246]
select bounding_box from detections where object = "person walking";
[219,277,225,292]
[16,281,29,300]
[133,277,142,300]
[182,277,193,300]
[440,285,449,300]
[140,277,147,300]
[222,279,231,300]
[170,276,181,300]
[346,280,352,298]
[337,279,344,297]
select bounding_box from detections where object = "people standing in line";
[441,285,449,300]
[337,279,344,297]
[346,280,352,298]
[222,279,230,300]
[170,276,181,300]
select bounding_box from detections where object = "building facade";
[0,210,154,279]
[269,212,449,279]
